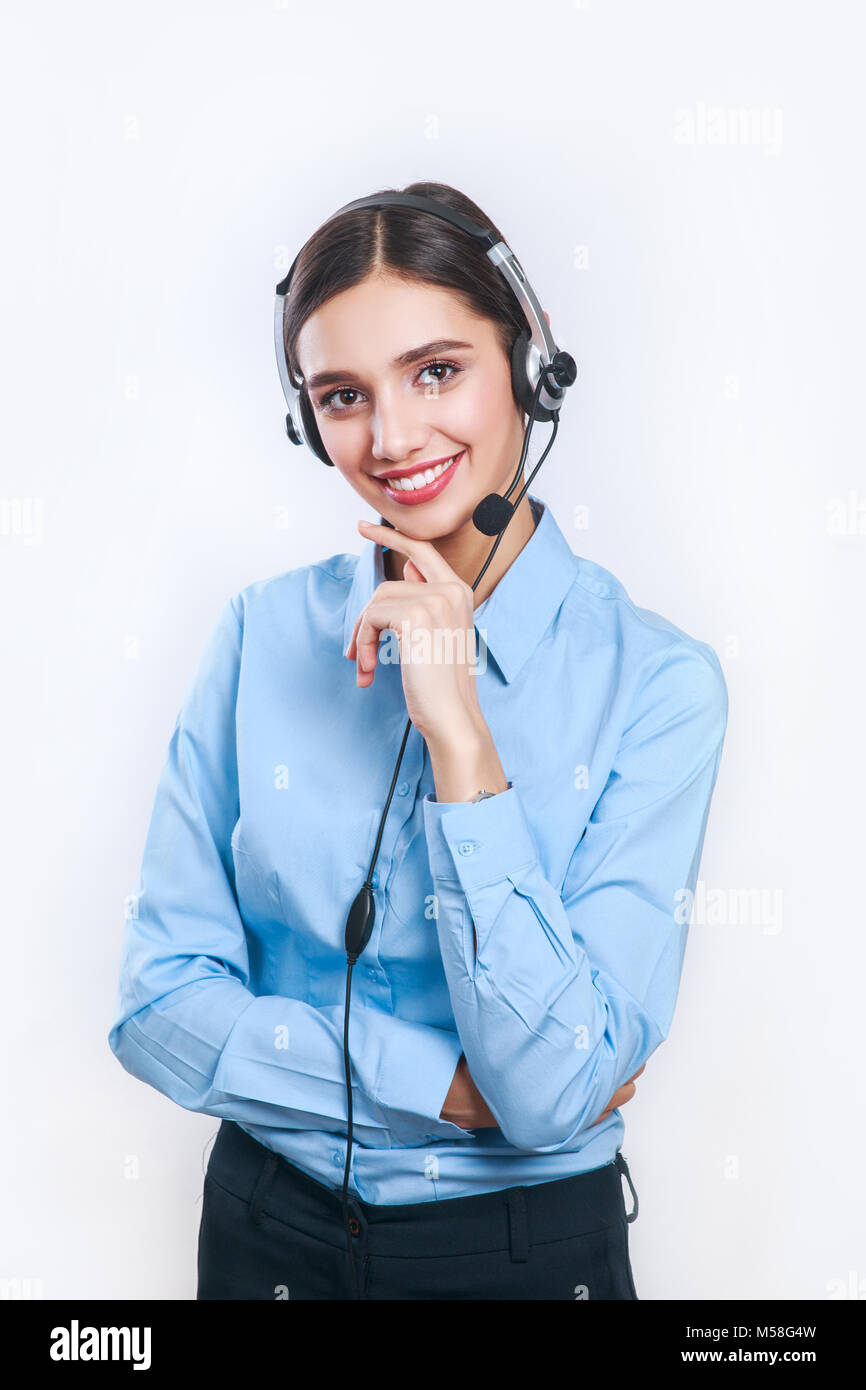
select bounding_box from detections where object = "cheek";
[448,372,515,438]
[318,426,371,478]
[333,463,377,497]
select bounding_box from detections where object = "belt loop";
[506,1188,529,1262]
[248,1152,280,1227]
[615,1151,639,1223]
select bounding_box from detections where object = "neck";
[383,492,540,607]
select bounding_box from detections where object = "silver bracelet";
[470,781,513,804]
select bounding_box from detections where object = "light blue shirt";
[108,494,728,1205]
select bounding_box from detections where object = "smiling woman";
[282,184,543,598]
[108,180,728,1304]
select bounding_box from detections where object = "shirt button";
[332,1150,343,1166]
[397,781,409,796]
[366,968,377,980]
[458,840,477,856]
[371,872,379,887]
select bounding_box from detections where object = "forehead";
[295,275,492,376]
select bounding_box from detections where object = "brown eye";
[318,387,361,413]
[417,361,462,390]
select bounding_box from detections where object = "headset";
[274,191,577,1298]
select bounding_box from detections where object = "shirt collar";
[341,493,580,685]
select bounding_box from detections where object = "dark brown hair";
[283,180,526,412]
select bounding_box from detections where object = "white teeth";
[387,454,459,491]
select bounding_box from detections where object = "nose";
[369,384,428,464]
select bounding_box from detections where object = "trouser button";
[348,1216,360,1237]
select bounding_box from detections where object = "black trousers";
[196,1121,640,1300]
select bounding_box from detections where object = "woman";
[108,180,728,1300]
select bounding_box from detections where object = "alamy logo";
[49,1320,151,1371]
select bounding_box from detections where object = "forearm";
[426,714,509,806]
[109,969,472,1148]
[426,719,509,961]
[432,856,660,1150]
[423,645,727,1153]
[422,779,677,1152]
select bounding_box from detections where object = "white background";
[1,0,863,1300]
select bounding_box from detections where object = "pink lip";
[376,451,464,505]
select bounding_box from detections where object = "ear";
[543,309,550,327]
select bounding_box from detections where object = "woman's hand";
[589,1064,647,1127]
[345,520,483,746]
[440,1054,498,1129]
[440,1058,648,1131]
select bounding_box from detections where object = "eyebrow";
[304,339,475,392]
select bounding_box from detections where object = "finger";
[591,1080,639,1117]
[353,599,404,681]
[345,611,362,661]
[355,620,379,681]
[345,603,388,683]
[353,582,450,663]
[357,519,464,587]
[346,615,375,677]
[346,612,375,685]
[345,571,427,662]
[345,590,402,661]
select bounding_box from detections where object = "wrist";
[427,715,509,804]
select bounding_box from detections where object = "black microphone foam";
[473,493,514,536]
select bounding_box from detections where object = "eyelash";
[315,359,464,415]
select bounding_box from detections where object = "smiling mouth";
[374,451,464,502]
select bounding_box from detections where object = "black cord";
[338,363,561,1298]
[340,957,361,1299]
[468,412,559,597]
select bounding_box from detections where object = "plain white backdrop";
[1,0,863,1301]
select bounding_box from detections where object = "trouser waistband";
[206,1121,638,1261]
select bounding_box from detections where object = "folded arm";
[108,597,470,1149]
[422,643,728,1152]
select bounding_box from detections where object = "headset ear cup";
[298,388,334,466]
[510,328,555,423]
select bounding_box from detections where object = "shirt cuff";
[372,1017,477,1144]
[422,784,538,890]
